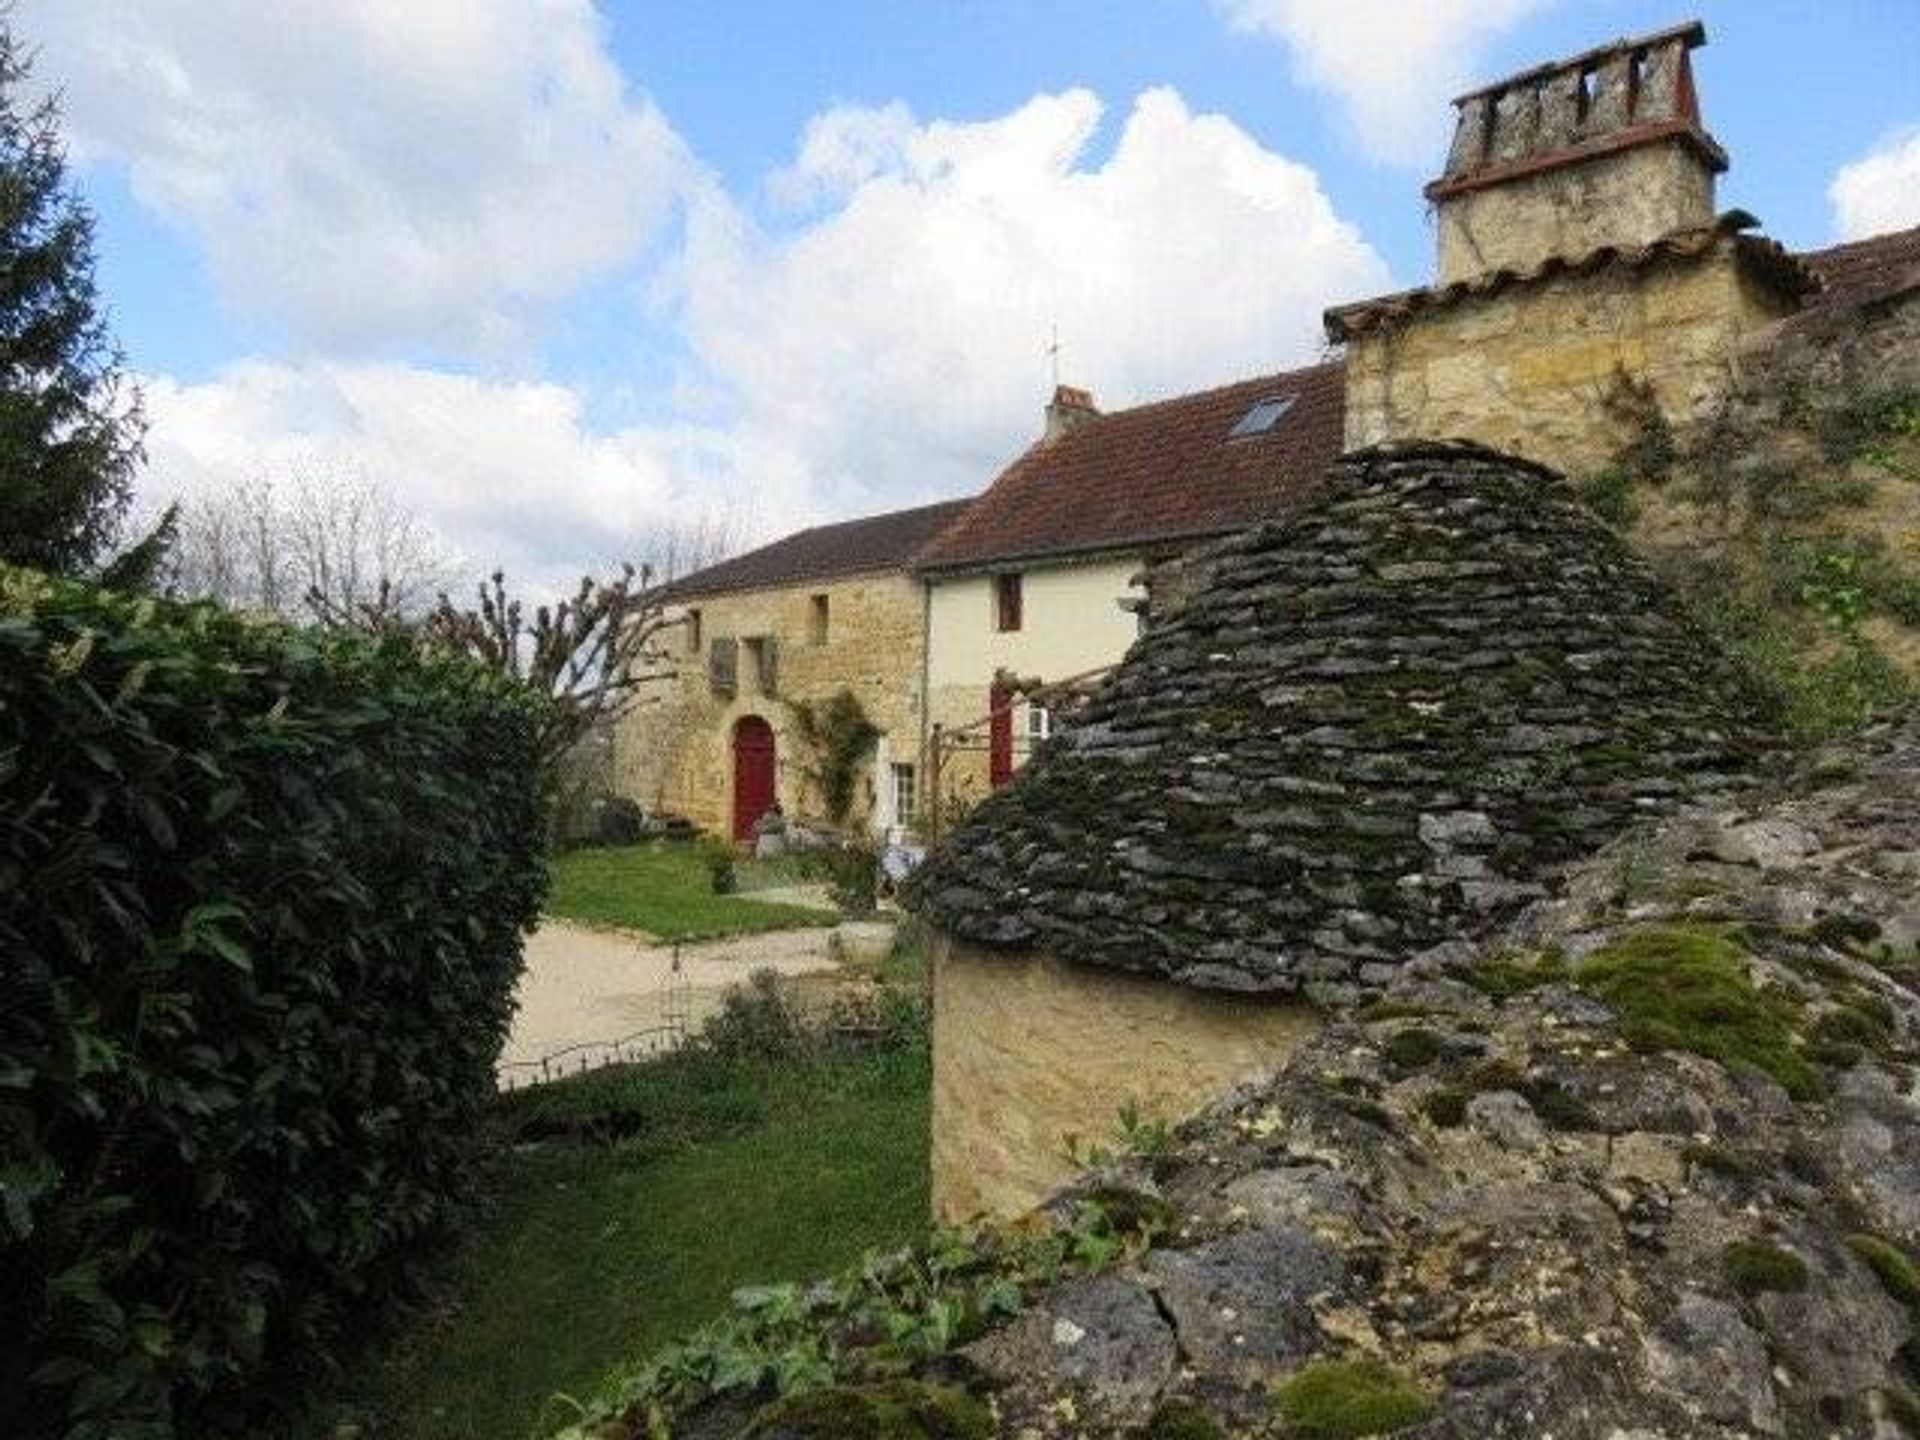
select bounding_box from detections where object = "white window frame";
[891,762,917,828]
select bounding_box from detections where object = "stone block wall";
[930,938,1320,1220]
[1435,143,1714,286]
[1342,244,1797,476]
[615,571,926,837]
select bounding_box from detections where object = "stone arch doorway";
[731,715,776,843]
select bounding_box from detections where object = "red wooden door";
[732,716,776,841]
[988,683,1014,788]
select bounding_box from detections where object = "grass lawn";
[314,1044,930,1440]
[545,843,836,940]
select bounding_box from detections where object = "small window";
[685,607,703,656]
[707,636,738,698]
[1025,702,1052,747]
[809,593,830,645]
[741,635,777,695]
[1228,393,1297,439]
[994,572,1023,632]
[891,762,917,826]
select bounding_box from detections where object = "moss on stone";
[1381,1027,1445,1074]
[1420,1087,1469,1128]
[1723,1240,1810,1296]
[1274,1358,1434,1438]
[1517,1077,1598,1133]
[1329,1094,1396,1130]
[1848,1234,1920,1310]
[1135,1397,1229,1440]
[1356,999,1437,1023]
[746,1382,991,1440]
[1465,951,1567,1000]
[1684,1142,1759,1180]
[1811,912,1885,949]
[1572,925,1824,1101]
[1879,1384,1920,1432]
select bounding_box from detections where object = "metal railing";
[495,946,695,1091]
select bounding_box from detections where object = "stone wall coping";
[1324,212,1818,344]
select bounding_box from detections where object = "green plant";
[789,690,882,825]
[1722,1241,1809,1296]
[1137,1397,1228,1439]
[0,34,156,581]
[744,1380,990,1439]
[1273,1358,1433,1438]
[1381,1027,1443,1074]
[1464,950,1567,1000]
[826,842,880,915]
[701,970,813,1062]
[1848,1234,1920,1309]
[1063,1099,1177,1169]
[567,1195,1163,1437]
[1572,925,1823,1101]
[1575,466,1640,527]
[1798,548,1870,632]
[0,565,548,1438]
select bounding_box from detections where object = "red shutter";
[988,682,1014,788]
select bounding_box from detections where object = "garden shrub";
[0,567,548,1438]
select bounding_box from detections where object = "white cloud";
[23,0,688,353]
[139,361,797,597]
[1213,0,1552,166]
[129,86,1387,585]
[1830,126,1920,241]
[676,88,1389,510]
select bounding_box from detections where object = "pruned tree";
[165,466,453,625]
[0,22,154,581]
[420,514,740,786]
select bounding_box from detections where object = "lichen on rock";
[909,440,1779,1003]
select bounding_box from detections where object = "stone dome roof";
[909,440,1778,999]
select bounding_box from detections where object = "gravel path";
[499,918,891,1072]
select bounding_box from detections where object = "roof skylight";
[1228,393,1296,439]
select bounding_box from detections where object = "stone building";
[913,368,1344,812]
[615,19,1919,857]
[616,500,967,842]
[909,441,1778,1220]
[1328,20,1822,476]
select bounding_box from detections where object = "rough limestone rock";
[911,441,1777,1000]
[945,717,1920,1439]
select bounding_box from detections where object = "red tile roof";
[667,498,970,599]
[910,362,1346,573]
[1797,223,1920,312]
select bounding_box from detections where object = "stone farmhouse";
[615,499,966,841]
[621,19,1917,868]
[892,16,1914,1219]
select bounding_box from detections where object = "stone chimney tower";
[1043,384,1099,442]
[1426,20,1727,285]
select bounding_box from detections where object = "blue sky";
[24,1,1920,585]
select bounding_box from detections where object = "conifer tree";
[0,23,149,578]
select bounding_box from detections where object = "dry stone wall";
[912,441,1779,1003]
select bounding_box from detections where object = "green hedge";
[0,567,549,1438]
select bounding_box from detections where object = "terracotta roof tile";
[1325,211,1817,343]
[667,498,970,599]
[911,362,1345,573]
[1796,223,1920,312]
